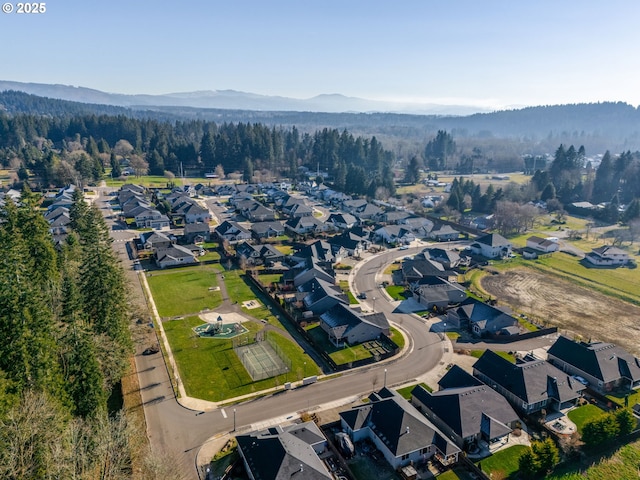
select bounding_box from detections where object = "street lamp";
[233,408,236,432]
[384,368,387,388]
[372,296,376,311]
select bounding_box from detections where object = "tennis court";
[235,340,289,381]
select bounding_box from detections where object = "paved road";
[97,189,449,479]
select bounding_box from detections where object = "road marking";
[220,408,227,419]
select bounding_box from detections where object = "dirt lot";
[481,268,640,355]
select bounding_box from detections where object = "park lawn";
[386,285,410,301]
[305,325,372,365]
[475,445,528,479]
[567,404,606,434]
[396,383,432,400]
[146,266,223,317]
[105,174,213,188]
[163,317,314,401]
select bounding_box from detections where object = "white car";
[399,245,409,250]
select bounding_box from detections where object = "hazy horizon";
[2,0,639,110]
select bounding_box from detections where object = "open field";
[146,266,223,317]
[480,267,640,354]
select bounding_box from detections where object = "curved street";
[99,188,449,479]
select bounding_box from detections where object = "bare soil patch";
[481,268,640,354]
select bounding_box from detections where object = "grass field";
[163,317,315,401]
[567,404,606,434]
[385,285,410,300]
[475,444,528,479]
[146,266,223,317]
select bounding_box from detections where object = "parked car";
[399,245,409,250]
[358,292,367,299]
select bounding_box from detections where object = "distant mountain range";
[0,80,493,115]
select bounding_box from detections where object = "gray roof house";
[214,220,252,243]
[413,277,467,310]
[154,244,198,269]
[139,231,174,250]
[469,233,512,259]
[183,222,211,243]
[584,246,630,267]
[547,336,640,393]
[446,298,519,337]
[428,224,460,242]
[298,276,349,315]
[320,304,390,347]
[250,221,285,239]
[340,388,460,470]
[327,212,358,230]
[411,366,521,449]
[292,260,335,288]
[236,242,285,266]
[285,216,327,236]
[237,422,331,480]
[473,350,585,414]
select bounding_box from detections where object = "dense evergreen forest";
[0,188,155,477]
[0,92,396,197]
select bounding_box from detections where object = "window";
[401,454,409,460]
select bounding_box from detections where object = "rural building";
[584,246,630,267]
[526,236,559,253]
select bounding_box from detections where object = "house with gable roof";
[237,422,331,480]
[411,366,521,450]
[154,244,198,269]
[214,220,252,243]
[547,336,640,393]
[473,350,585,414]
[446,298,519,337]
[340,388,460,469]
[320,303,390,347]
[585,246,631,267]
[297,276,348,315]
[470,233,512,259]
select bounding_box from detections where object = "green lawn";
[146,266,223,317]
[469,349,514,362]
[257,273,282,287]
[567,404,606,434]
[606,390,640,408]
[305,325,372,365]
[339,280,359,304]
[385,285,410,300]
[275,244,294,255]
[475,445,528,479]
[396,382,432,400]
[389,327,405,349]
[163,317,315,401]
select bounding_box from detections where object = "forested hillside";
[0,188,149,477]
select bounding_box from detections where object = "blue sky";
[1,0,639,109]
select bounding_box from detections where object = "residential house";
[183,222,211,244]
[411,366,521,449]
[375,225,416,245]
[154,244,198,269]
[236,241,285,266]
[328,231,370,257]
[446,298,519,337]
[401,256,456,284]
[291,259,335,288]
[526,236,559,253]
[424,248,461,269]
[288,202,314,218]
[237,422,331,480]
[292,240,343,265]
[285,216,327,236]
[172,198,211,224]
[327,212,358,230]
[585,246,631,267]
[340,388,460,469]
[428,224,460,242]
[214,220,252,244]
[356,202,383,220]
[139,231,174,250]
[402,216,435,237]
[134,208,171,229]
[320,304,390,347]
[469,233,512,259]
[547,336,640,393]
[298,276,348,315]
[413,277,467,311]
[250,221,285,239]
[244,201,277,222]
[380,210,411,224]
[473,350,585,414]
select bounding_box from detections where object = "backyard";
[475,444,528,479]
[567,404,606,434]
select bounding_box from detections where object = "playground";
[194,311,251,339]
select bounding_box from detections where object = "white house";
[470,233,512,259]
[526,236,559,253]
[585,246,630,267]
